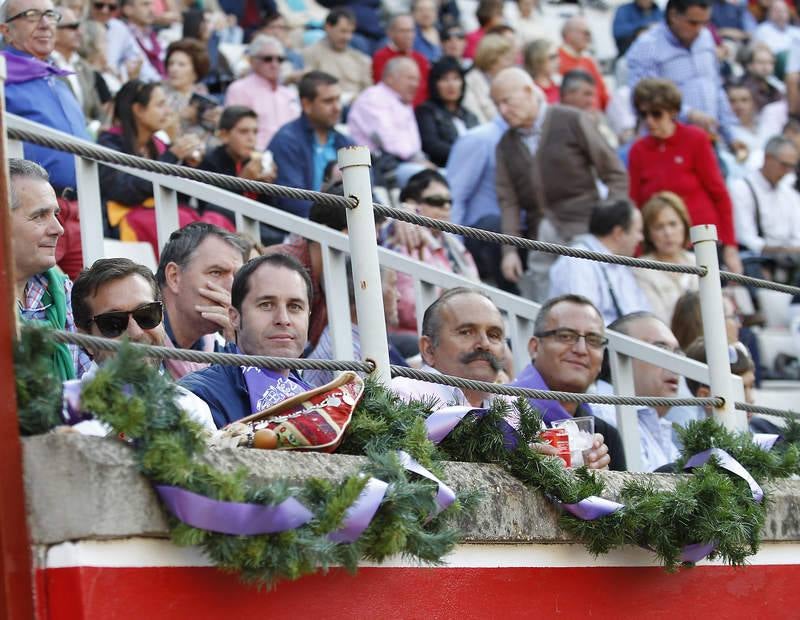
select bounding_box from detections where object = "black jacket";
[415,101,478,168]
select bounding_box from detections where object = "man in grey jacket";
[491,68,628,302]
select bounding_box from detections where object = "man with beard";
[71,257,214,430]
[391,288,611,470]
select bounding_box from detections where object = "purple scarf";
[3,49,73,85]
[237,345,312,414]
[510,364,593,426]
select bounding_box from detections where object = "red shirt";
[558,47,609,111]
[372,46,430,107]
[463,27,484,59]
[628,122,737,247]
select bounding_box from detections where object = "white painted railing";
[6,113,747,471]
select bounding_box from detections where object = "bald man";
[491,68,628,302]
[348,57,429,166]
[558,16,610,110]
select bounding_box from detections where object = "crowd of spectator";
[6,0,800,470]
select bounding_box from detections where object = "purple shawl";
[3,48,73,85]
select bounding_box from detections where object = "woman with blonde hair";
[634,191,698,323]
[462,33,517,123]
[523,38,559,103]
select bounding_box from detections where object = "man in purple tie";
[509,294,627,470]
[179,253,314,428]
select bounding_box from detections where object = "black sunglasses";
[58,22,81,29]
[421,195,452,208]
[93,2,118,10]
[637,108,666,120]
[257,55,285,63]
[89,301,163,337]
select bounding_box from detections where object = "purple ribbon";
[679,542,718,563]
[328,478,389,543]
[753,434,780,452]
[61,379,94,426]
[684,448,764,503]
[560,496,624,520]
[397,450,456,515]
[155,485,313,535]
[424,406,519,451]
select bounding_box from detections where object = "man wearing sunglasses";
[1,0,90,195]
[510,294,625,470]
[70,257,215,431]
[225,34,300,150]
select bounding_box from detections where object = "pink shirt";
[225,73,300,150]
[347,82,421,161]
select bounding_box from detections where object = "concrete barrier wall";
[22,434,800,546]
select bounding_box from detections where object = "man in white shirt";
[608,312,682,472]
[549,199,651,325]
[730,135,800,261]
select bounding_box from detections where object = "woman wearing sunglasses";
[627,78,743,274]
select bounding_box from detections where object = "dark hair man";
[155,222,248,378]
[179,254,314,428]
[559,70,597,112]
[302,8,372,100]
[549,200,650,325]
[607,311,682,471]
[510,294,626,470]
[267,71,355,217]
[626,0,738,142]
[10,158,91,380]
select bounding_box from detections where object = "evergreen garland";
[13,325,800,582]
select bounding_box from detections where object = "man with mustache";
[10,158,91,382]
[510,294,626,471]
[607,312,682,471]
[391,288,611,469]
[70,257,215,431]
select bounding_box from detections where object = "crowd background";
[5,0,800,469]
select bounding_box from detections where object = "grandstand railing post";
[75,158,105,266]
[320,243,356,361]
[154,183,180,253]
[413,279,437,336]
[338,147,391,386]
[608,350,644,471]
[690,224,747,431]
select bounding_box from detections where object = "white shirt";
[638,407,680,472]
[754,22,800,56]
[548,234,652,325]
[729,169,800,254]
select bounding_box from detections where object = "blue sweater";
[4,48,89,190]
[268,113,354,217]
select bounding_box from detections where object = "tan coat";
[302,38,372,100]
[495,104,628,255]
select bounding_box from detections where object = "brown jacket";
[495,104,628,254]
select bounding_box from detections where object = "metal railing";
[7,113,760,471]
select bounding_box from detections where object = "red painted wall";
[39,564,800,620]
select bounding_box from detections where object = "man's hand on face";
[195,280,236,341]
[584,433,610,470]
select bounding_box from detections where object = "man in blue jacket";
[1,0,89,193]
[268,71,354,217]
[180,253,313,428]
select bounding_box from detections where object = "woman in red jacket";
[628,78,742,274]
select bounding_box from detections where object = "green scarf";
[25,268,76,382]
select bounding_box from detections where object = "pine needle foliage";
[13,326,800,578]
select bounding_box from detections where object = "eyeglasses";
[89,301,163,338]
[535,328,608,349]
[5,8,62,24]
[444,31,465,39]
[92,1,118,10]
[421,195,452,208]
[257,55,285,63]
[58,22,81,29]
[637,108,666,120]
[547,53,559,60]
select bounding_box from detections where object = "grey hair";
[764,134,798,158]
[421,287,494,347]
[248,34,283,57]
[382,56,417,81]
[9,158,50,210]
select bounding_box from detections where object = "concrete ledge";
[22,434,800,545]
